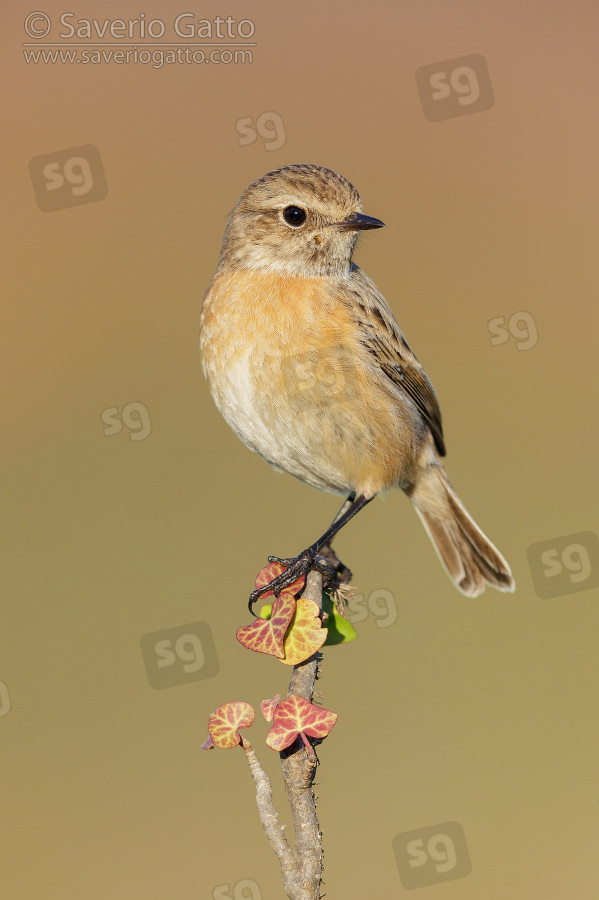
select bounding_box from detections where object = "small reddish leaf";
[208,700,255,749]
[279,595,327,666]
[254,561,305,599]
[260,694,281,722]
[265,695,338,752]
[237,594,296,658]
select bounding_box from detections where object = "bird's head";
[218,164,384,278]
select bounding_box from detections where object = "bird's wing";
[340,265,446,457]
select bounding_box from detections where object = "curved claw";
[247,549,337,615]
[249,552,312,606]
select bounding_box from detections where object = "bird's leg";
[248,493,372,612]
[318,493,355,584]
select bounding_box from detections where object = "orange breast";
[200,270,422,496]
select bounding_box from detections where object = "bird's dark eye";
[283,206,307,226]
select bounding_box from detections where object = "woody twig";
[241,569,324,900]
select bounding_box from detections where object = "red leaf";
[260,694,281,722]
[208,700,255,749]
[237,594,296,658]
[265,695,338,752]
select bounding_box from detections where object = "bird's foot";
[248,548,336,614]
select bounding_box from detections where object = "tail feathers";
[410,464,515,597]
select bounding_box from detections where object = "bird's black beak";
[329,212,385,232]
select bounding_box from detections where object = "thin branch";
[241,739,297,872]
[243,569,327,900]
[279,569,325,899]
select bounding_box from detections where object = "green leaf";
[321,592,358,644]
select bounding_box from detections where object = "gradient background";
[3,1,599,897]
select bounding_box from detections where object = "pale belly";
[208,346,370,494]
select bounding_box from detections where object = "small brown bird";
[200,164,515,605]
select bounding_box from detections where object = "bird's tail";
[409,458,515,597]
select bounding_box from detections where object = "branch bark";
[243,569,326,900]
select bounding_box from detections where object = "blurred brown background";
[2,1,599,896]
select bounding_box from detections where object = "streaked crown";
[217,164,383,277]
